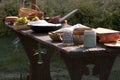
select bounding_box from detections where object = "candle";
[84,30,96,48]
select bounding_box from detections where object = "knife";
[58,9,78,23]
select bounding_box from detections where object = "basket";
[73,34,84,45]
[14,25,30,30]
[48,32,62,42]
[73,27,91,45]
[18,8,44,20]
[19,8,36,17]
[18,0,44,20]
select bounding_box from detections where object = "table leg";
[17,32,53,80]
[93,55,117,80]
[60,53,89,80]
[61,53,117,80]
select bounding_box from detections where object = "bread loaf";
[73,28,91,35]
[99,33,120,43]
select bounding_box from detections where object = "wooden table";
[6,23,120,80]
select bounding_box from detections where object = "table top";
[6,23,120,56]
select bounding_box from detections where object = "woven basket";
[18,8,44,20]
[48,32,62,42]
[14,25,30,30]
[19,8,38,17]
[73,34,84,45]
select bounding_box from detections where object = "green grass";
[0,34,29,80]
[0,34,70,80]
[0,35,28,72]
[1,35,120,80]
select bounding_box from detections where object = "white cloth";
[54,24,88,33]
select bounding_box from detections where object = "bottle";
[84,30,96,48]
[62,20,71,28]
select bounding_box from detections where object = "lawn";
[0,34,28,80]
[0,34,120,80]
[0,34,70,80]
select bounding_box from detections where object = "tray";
[104,41,120,48]
[94,27,120,35]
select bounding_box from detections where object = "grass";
[1,34,120,80]
[0,34,28,80]
[0,34,70,80]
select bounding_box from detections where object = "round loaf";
[73,28,91,35]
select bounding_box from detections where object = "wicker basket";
[48,32,62,42]
[19,8,38,17]
[73,34,84,45]
[14,25,30,30]
[73,27,91,45]
[18,8,44,20]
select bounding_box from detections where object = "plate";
[104,41,120,48]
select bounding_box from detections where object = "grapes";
[14,16,39,26]
[32,16,40,21]
[14,17,30,26]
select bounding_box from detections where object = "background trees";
[0,0,120,36]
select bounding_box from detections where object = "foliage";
[36,0,120,30]
[0,1,18,36]
[0,0,120,36]
[67,0,120,30]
